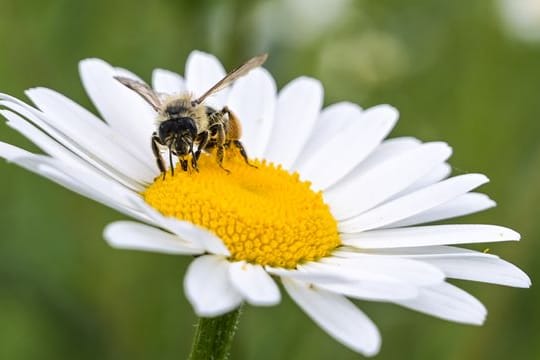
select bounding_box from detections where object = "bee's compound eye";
[158,120,175,141]
[179,117,198,138]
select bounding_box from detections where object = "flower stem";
[188,306,243,360]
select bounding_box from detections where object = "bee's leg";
[151,132,167,179]
[190,151,198,172]
[231,140,257,168]
[180,158,188,172]
[191,131,209,172]
[168,146,175,176]
[194,131,210,162]
[209,123,230,174]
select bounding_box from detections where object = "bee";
[114,53,267,177]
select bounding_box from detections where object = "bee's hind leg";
[209,123,230,174]
[232,140,257,168]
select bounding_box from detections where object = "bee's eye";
[178,117,197,138]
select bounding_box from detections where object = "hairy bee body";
[159,95,209,130]
[114,53,267,176]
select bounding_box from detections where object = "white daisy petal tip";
[184,256,243,317]
[78,58,110,76]
[283,278,381,356]
[422,252,532,288]
[103,221,204,255]
[343,224,522,249]
[185,50,227,103]
[0,141,32,161]
[521,272,532,288]
[263,75,323,167]
[495,226,521,241]
[396,282,488,326]
[187,49,217,61]
[152,68,185,94]
[229,261,281,306]
[373,103,399,120]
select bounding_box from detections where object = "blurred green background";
[1,0,539,359]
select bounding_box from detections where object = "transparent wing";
[194,53,268,105]
[114,76,162,111]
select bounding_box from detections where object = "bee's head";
[159,117,198,156]
[164,103,188,118]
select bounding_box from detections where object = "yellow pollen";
[143,153,340,268]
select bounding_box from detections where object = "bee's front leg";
[151,132,167,179]
[180,158,188,172]
[168,146,175,177]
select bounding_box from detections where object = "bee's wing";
[194,53,268,105]
[114,76,162,111]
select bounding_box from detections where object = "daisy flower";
[0,51,530,357]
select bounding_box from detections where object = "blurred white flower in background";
[318,32,410,98]
[254,0,352,46]
[498,0,540,43]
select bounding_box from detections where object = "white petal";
[79,58,156,165]
[129,196,230,256]
[0,145,148,221]
[326,137,422,195]
[166,220,230,256]
[226,68,276,159]
[339,174,489,233]
[344,245,494,258]
[266,266,360,284]
[283,278,381,356]
[321,255,445,286]
[325,142,452,220]
[25,87,155,183]
[0,96,146,191]
[185,50,227,108]
[296,105,398,191]
[420,254,531,288]
[294,102,363,168]
[114,67,146,82]
[104,221,203,254]
[390,163,452,200]
[302,262,419,301]
[394,282,487,325]
[315,281,418,302]
[342,224,520,249]
[2,109,81,166]
[0,141,32,159]
[278,260,421,301]
[152,68,186,94]
[263,77,323,169]
[184,255,243,317]
[383,192,496,228]
[228,261,281,306]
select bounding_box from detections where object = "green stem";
[188,306,243,360]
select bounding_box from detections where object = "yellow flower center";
[143,153,340,268]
